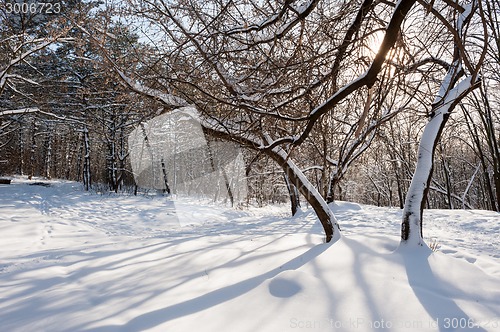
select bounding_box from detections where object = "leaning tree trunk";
[401,0,482,246]
[269,148,340,242]
[204,126,341,243]
[401,66,477,246]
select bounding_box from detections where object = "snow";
[0,107,40,117]
[272,143,340,241]
[1,177,499,331]
[115,68,188,108]
[458,3,474,39]
[402,56,474,246]
[292,0,316,14]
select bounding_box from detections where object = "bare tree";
[400,0,487,246]
[92,0,417,242]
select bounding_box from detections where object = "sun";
[365,30,385,58]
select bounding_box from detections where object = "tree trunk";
[28,121,37,180]
[117,124,127,193]
[83,126,91,191]
[401,67,476,246]
[44,124,54,179]
[394,167,405,209]
[18,126,25,175]
[326,172,340,203]
[160,158,171,194]
[204,126,340,242]
[401,114,448,245]
[439,144,453,209]
[284,173,301,216]
[272,150,339,242]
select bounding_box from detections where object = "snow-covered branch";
[115,68,189,108]
[0,108,40,117]
[401,0,484,246]
[293,0,417,146]
[0,29,72,95]
[226,0,318,35]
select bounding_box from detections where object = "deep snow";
[0,177,499,331]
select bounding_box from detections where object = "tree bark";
[83,126,91,191]
[401,69,477,246]
[204,126,341,242]
[160,158,171,194]
[284,173,301,216]
[326,172,340,204]
[401,0,483,245]
[268,148,340,242]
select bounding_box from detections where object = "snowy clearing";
[1,177,499,331]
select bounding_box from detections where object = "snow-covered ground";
[1,177,499,331]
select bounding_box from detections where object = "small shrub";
[429,238,440,252]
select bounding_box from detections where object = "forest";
[0,0,499,242]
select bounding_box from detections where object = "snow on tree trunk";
[401,0,480,246]
[201,125,340,243]
[401,65,475,246]
[269,146,340,243]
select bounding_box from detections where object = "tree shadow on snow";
[81,243,332,332]
[0,192,322,332]
[402,247,487,332]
